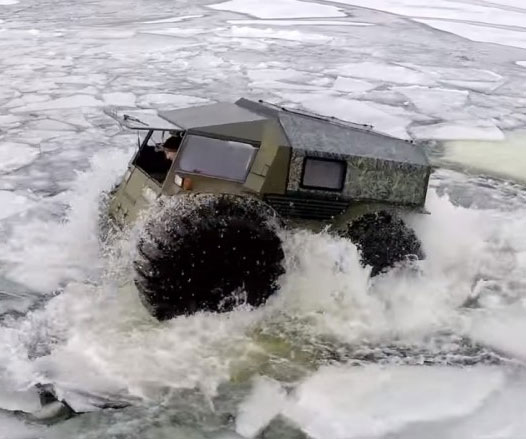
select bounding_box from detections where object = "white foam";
[0,0,18,4]
[236,377,287,438]
[0,413,41,439]
[410,120,504,141]
[3,148,131,291]
[0,142,39,173]
[281,365,504,439]
[414,19,526,50]
[209,0,345,19]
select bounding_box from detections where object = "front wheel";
[134,194,285,320]
[341,210,423,276]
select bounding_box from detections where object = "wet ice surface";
[1,0,526,437]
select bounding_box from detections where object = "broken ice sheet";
[414,19,526,50]
[410,120,504,141]
[326,61,435,85]
[208,0,345,19]
[392,85,469,118]
[0,142,39,173]
[277,91,414,139]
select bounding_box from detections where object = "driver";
[162,135,181,160]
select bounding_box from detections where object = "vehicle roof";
[155,98,428,167]
[159,102,267,130]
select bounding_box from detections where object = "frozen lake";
[1,0,526,437]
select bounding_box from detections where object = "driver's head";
[163,136,181,160]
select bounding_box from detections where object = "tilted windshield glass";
[174,135,257,182]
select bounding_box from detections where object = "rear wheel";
[134,194,285,320]
[341,210,423,276]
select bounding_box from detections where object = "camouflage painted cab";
[105,98,430,320]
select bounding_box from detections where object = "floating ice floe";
[0,0,19,5]
[209,0,345,19]
[227,19,373,26]
[226,26,332,42]
[103,92,136,107]
[414,20,526,50]
[278,92,413,139]
[326,61,435,85]
[141,28,210,37]
[11,95,103,113]
[0,191,33,220]
[330,0,526,29]
[137,93,209,108]
[392,85,469,118]
[331,0,526,49]
[143,15,203,24]
[410,121,504,141]
[0,142,39,173]
[332,76,376,93]
[517,61,526,68]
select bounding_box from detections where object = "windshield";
[174,134,257,182]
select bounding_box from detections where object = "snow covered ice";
[1,0,526,437]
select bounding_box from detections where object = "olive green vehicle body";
[107,98,431,230]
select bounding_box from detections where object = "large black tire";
[342,210,423,276]
[134,194,285,320]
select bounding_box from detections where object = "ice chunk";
[0,142,39,173]
[103,92,136,107]
[12,95,103,112]
[141,28,209,37]
[333,76,376,93]
[328,0,526,29]
[228,19,373,26]
[327,61,435,85]
[0,191,33,220]
[441,130,526,183]
[410,120,504,141]
[0,0,19,4]
[226,26,332,42]
[26,119,76,131]
[278,92,413,138]
[143,15,203,24]
[392,85,468,117]
[414,19,526,49]
[0,379,41,412]
[516,61,526,68]
[0,114,23,127]
[138,93,209,108]
[282,365,504,439]
[209,0,345,19]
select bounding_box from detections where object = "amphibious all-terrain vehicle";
[105,98,431,320]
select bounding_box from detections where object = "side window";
[174,135,257,182]
[301,157,346,191]
[133,130,180,185]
